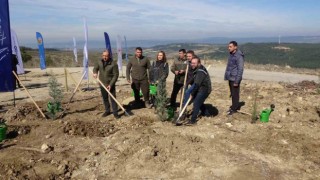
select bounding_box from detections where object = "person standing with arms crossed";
[224,41,244,115]
[93,50,120,119]
[126,47,152,108]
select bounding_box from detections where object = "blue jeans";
[183,84,195,107]
[191,91,209,123]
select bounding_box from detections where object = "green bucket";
[150,85,157,95]
[0,123,7,142]
[167,107,174,119]
[260,109,271,123]
[131,85,157,97]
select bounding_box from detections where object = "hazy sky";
[9,0,320,44]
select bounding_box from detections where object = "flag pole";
[13,90,16,107]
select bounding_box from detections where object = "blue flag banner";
[0,0,14,92]
[36,32,46,70]
[124,35,128,62]
[104,32,112,57]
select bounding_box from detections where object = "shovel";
[175,97,192,126]
[179,64,189,112]
[59,71,86,118]
[90,70,133,116]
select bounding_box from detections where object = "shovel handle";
[90,70,128,114]
[178,96,192,120]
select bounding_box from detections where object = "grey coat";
[224,50,244,84]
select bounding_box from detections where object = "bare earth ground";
[0,63,319,179]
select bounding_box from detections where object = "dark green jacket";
[93,58,119,87]
[126,56,151,81]
[170,58,187,84]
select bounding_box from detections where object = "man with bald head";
[93,50,120,119]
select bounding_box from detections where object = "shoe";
[131,100,143,106]
[185,120,197,126]
[145,102,152,109]
[114,114,120,119]
[102,112,111,117]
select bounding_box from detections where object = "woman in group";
[150,51,169,84]
[149,51,169,107]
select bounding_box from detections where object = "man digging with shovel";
[93,50,120,119]
[176,57,212,126]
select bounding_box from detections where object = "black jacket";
[191,65,212,96]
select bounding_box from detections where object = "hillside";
[204,43,320,69]
[20,43,320,69]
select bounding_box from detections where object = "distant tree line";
[206,43,320,69]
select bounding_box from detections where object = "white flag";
[11,29,25,74]
[116,35,122,71]
[83,17,88,80]
[73,37,78,63]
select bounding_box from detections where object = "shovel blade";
[125,111,134,116]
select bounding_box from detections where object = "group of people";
[93,41,244,125]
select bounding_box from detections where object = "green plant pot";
[131,85,157,97]
[150,84,157,95]
[0,123,7,142]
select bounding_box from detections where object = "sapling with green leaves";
[251,84,259,123]
[155,80,168,121]
[48,73,63,119]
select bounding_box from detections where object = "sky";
[8,0,320,46]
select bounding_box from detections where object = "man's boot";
[145,101,152,109]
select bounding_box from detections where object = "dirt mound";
[3,104,44,122]
[0,157,78,179]
[63,120,118,137]
[6,125,34,139]
[287,80,319,90]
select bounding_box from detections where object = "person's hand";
[190,95,193,99]
[233,83,239,87]
[93,73,97,79]
[127,80,131,84]
[179,70,185,74]
[175,71,179,75]
[106,85,111,90]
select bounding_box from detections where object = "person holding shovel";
[182,50,197,107]
[170,49,187,110]
[126,47,152,108]
[177,57,212,125]
[93,50,120,119]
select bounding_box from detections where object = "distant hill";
[20,36,320,50]
[204,43,320,69]
[20,43,320,69]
